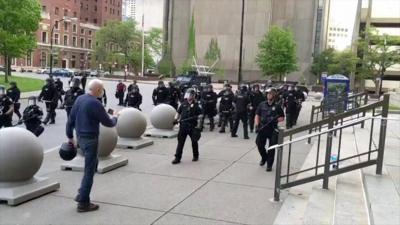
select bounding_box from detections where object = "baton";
[256,115,281,132]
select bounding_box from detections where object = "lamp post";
[50,16,77,75]
[378,36,387,98]
[238,0,245,84]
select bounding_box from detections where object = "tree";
[180,12,197,74]
[145,27,163,60]
[311,48,335,83]
[204,38,224,79]
[0,0,41,83]
[357,28,400,94]
[256,26,298,81]
[327,50,359,76]
[157,43,175,76]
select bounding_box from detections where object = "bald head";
[88,79,104,98]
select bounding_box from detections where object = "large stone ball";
[314,92,323,101]
[0,127,43,182]
[116,108,147,138]
[97,126,118,157]
[150,104,176,130]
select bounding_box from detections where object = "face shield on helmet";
[27,96,38,105]
[158,81,164,88]
[184,88,196,100]
[266,88,277,100]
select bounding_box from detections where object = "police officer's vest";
[259,101,280,128]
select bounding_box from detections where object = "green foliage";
[180,12,197,74]
[311,48,335,77]
[327,50,359,76]
[256,26,298,81]
[157,43,175,77]
[204,38,224,79]
[0,0,41,82]
[357,27,400,93]
[93,20,160,75]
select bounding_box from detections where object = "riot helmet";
[266,88,277,101]
[184,88,196,101]
[72,78,80,88]
[59,142,77,161]
[27,96,38,105]
[240,84,248,93]
[252,84,260,92]
[158,80,165,88]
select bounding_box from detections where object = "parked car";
[175,71,212,92]
[36,68,49,74]
[52,69,73,77]
[0,65,16,72]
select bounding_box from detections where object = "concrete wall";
[170,0,316,82]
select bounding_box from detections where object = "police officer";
[283,85,297,129]
[172,88,202,164]
[81,74,87,90]
[218,84,235,133]
[22,96,44,137]
[168,81,181,110]
[127,79,139,93]
[248,84,264,133]
[293,85,305,125]
[55,78,64,108]
[6,81,22,121]
[97,89,107,107]
[152,81,169,105]
[38,78,58,125]
[199,84,217,131]
[255,88,284,171]
[0,85,14,128]
[125,85,142,110]
[231,84,251,139]
[64,78,85,116]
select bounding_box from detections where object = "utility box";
[323,74,350,113]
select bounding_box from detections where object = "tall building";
[168,0,319,82]
[3,0,122,70]
[123,0,163,31]
[326,26,352,50]
[122,0,136,21]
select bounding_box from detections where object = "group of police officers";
[0,76,305,171]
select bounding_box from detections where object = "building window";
[88,30,92,36]
[110,8,112,13]
[42,5,47,12]
[41,52,47,67]
[55,7,59,15]
[105,6,107,12]
[64,22,69,31]
[64,9,68,16]
[72,37,77,47]
[80,38,85,48]
[94,5,97,11]
[88,39,92,49]
[117,10,119,15]
[42,32,47,43]
[85,17,88,22]
[73,11,77,17]
[26,52,32,66]
[93,18,97,24]
[54,21,59,30]
[54,33,59,45]
[73,24,77,33]
[86,4,89,10]
[81,28,85,34]
[63,35,68,45]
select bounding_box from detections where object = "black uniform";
[81,75,87,90]
[6,85,22,119]
[97,89,107,106]
[218,90,234,133]
[249,90,264,132]
[283,89,297,129]
[64,87,85,116]
[125,91,142,110]
[293,88,305,125]
[0,94,13,128]
[55,79,64,107]
[174,100,202,161]
[152,86,169,105]
[23,98,44,137]
[255,101,284,169]
[231,89,251,139]
[199,89,217,131]
[168,85,181,110]
[127,83,139,93]
[38,82,58,124]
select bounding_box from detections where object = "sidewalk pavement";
[0,101,313,225]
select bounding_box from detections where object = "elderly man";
[66,79,119,212]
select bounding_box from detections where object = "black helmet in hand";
[59,142,77,161]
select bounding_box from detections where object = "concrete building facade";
[1,0,122,70]
[168,0,319,83]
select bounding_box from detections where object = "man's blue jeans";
[77,136,99,204]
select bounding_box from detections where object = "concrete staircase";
[273,122,400,225]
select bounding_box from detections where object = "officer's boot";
[50,111,56,124]
[199,114,205,131]
[42,113,50,125]
[243,121,249,139]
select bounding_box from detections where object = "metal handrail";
[273,94,390,202]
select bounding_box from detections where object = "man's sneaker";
[231,134,238,138]
[171,158,181,164]
[192,157,199,162]
[244,136,250,139]
[259,160,266,166]
[266,167,272,172]
[74,195,80,202]
[219,130,225,133]
[77,202,99,213]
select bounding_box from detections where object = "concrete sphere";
[116,108,147,138]
[150,104,176,130]
[314,92,323,100]
[0,127,43,182]
[97,126,118,157]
